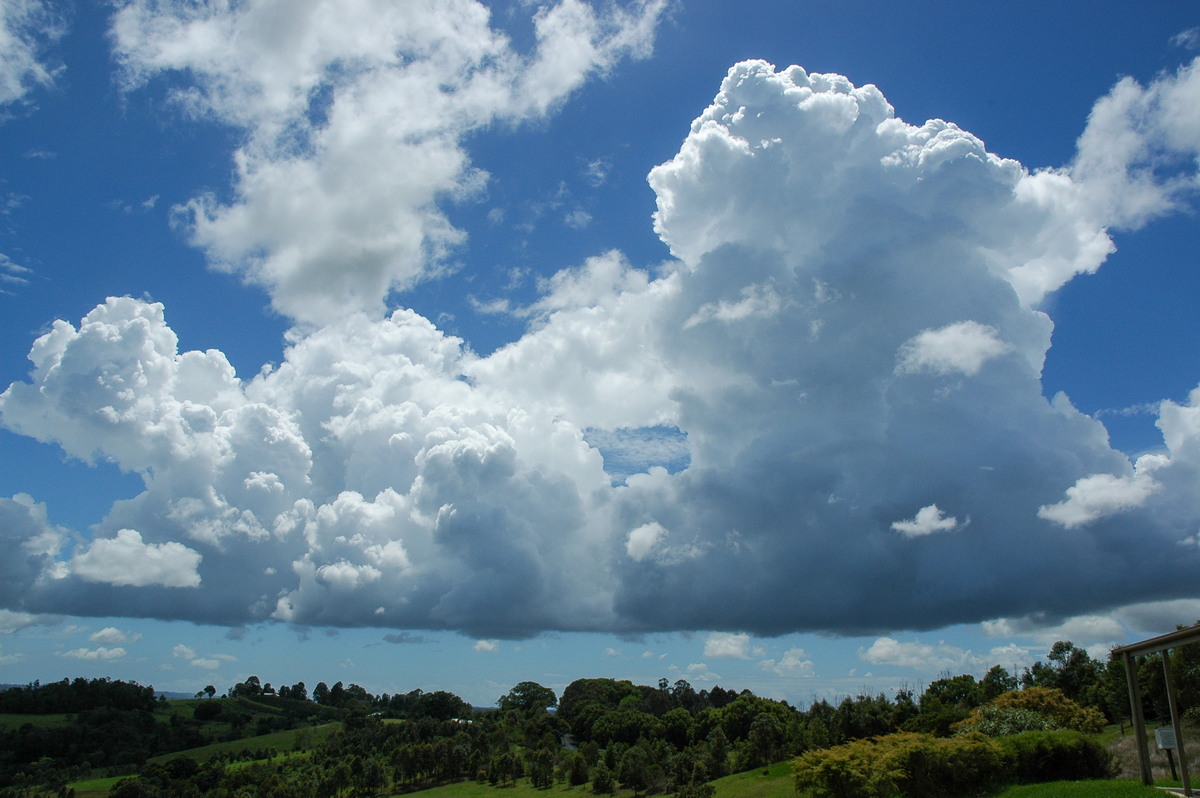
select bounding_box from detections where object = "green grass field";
[64,756,1171,798]
[65,775,125,798]
[710,761,796,798]
[0,712,72,730]
[145,720,341,764]
[991,780,1168,797]
[393,767,1167,798]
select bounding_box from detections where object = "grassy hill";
[145,720,341,765]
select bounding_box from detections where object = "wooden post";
[1163,650,1192,796]
[1125,650,1153,786]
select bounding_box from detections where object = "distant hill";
[156,691,201,700]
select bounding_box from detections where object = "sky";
[1,0,1199,708]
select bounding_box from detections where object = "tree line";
[2,632,1199,796]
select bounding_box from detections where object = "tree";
[617,744,651,794]
[563,750,589,786]
[313,682,330,705]
[527,747,555,789]
[204,685,216,700]
[591,761,615,794]
[1023,641,1102,707]
[230,675,262,698]
[329,681,347,707]
[980,666,1017,702]
[498,681,557,714]
[746,711,785,770]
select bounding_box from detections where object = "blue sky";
[1,0,1199,708]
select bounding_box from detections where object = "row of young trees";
[219,675,473,720]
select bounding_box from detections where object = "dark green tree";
[498,681,558,714]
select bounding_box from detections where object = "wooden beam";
[1124,650,1153,786]
[1113,624,1200,658]
[1163,651,1192,796]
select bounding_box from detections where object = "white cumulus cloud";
[4,49,1200,640]
[72,529,202,588]
[896,321,1011,377]
[703,632,752,659]
[859,637,981,672]
[1038,454,1167,528]
[111,0,667,325]
[759,647,816,677]
[626,522,667,562]
[90,626,141,644]
[0,0,63,107]
[61,646,127,661]
[891,505,962,538]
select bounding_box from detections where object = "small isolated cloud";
[626,522,667,562]
[671,662,720,682]
[383,632,426,645]
[90,626,141,644]
[604,647,622,657]
[474,639,499,652]
[891,505,962,538]
[60,646,127,661]
[172,644,196,659]
[564,209,593,229]
[0,253,33,292]
[896,321,1010,377]
[190,658,221,670]
[759,647,816,677]
[1038,455,1166,528]
[1172,28,1200,51]
[859,637,981,672]
[704,631,752,659]
[584,158,611,186]
[72,529,202,587]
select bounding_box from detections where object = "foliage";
[794,728,1114,798]
[953,705,1057,737]
[794,731,1006,798]
[0,677,157,714]
[995,730,1112,784]
[11,641,1199,797]
[956,687,1106,735]
[498,681,558,715]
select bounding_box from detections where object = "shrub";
[794,732,1006,798]
[996,730,1113,784]
[953,705,1056,737]
[956,688,1105,735]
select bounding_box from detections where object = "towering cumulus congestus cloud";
[4,56,1200,637]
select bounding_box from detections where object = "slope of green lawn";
[0,712,72,730]
[991,780,1167,797]
[144,720,340,764]
[712,761,796,798]
[65,774,125,798]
